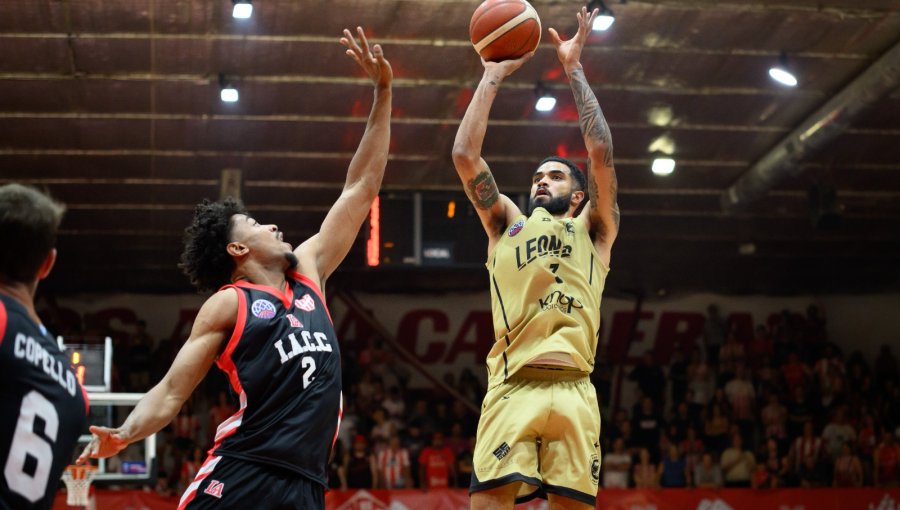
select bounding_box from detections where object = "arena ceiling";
[1,0,899,296]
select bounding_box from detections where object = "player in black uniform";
[78,27,392,510]
[0,184,89,510]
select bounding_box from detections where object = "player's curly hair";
[179,197,247,292]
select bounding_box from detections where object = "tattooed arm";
[452,55,532,247]
[549,7,619,264]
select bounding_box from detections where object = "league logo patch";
[286,314,303,328]
[204,480,224,498]
[507,219,525,237]
[590,454,601,485]
[295,294,315,312]
[251,299,277,319]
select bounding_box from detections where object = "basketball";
[469,0,541,62]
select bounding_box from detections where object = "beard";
[284,251,299,270]
[528,192,571,216]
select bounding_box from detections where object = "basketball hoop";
[62,464,97,507]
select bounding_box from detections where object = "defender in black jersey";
[0,184,88,510]
[79,27,392,510]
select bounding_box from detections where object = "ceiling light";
[648,133,676,155]
[589,1,615,31]
[647,104,674,127]
[535,96,557,112]
[651,157,676,176]
[232,0,253,19]
[219,74,239,103]
[220,86,239,102]
[534,82,556,112]
[769,53,798,87]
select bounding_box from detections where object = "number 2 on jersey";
[3,390,58,503]
[301,357,316,389]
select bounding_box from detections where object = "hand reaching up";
[341,26,392,90]
[548,6,598,70]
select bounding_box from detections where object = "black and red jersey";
[0,293,88,510]
[210,271,342,487]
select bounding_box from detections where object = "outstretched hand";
[341,26,392,89]
[76,425,128,464]
[548,6,598,69]
[481,52,535,80]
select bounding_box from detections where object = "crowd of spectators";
[599,304,900,490]
[38,296,900,493]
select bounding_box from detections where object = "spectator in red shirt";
[781,352,810,394]
[747,325,773,371]
[419,432,457,489]
[874,431,900,487]
[752,462,776,489]
[857,414,879,461]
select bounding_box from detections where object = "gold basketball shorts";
[469,366,601,506]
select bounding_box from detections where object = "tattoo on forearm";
[588,170,600,210]
[467,171,500,210]
[572,68,619,233]
[570,69,614,168]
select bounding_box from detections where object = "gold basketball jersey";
[485,207,608,387]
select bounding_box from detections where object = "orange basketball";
[469,0,541,62]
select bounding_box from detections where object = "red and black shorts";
[178,455,324,510]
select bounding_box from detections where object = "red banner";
[55,488,900,510]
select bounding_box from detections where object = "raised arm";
[79,289,236,462]
[295,27,392,288]
[451,56,531,246]
[549,7,619,265]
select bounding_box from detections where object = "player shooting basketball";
[452,7,616,509]
[78,27,392,510]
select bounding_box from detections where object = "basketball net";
[62,464,97,507]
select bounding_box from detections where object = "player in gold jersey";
[451,7,617,510]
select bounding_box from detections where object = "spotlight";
[589,0,615,31]
[232,0,253,19]
[220,86,239,102]
[534,83,556,112]
[651,157,676,176]
[769,53,798,87]
[535,96,557,112]
[219,74,239,103]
